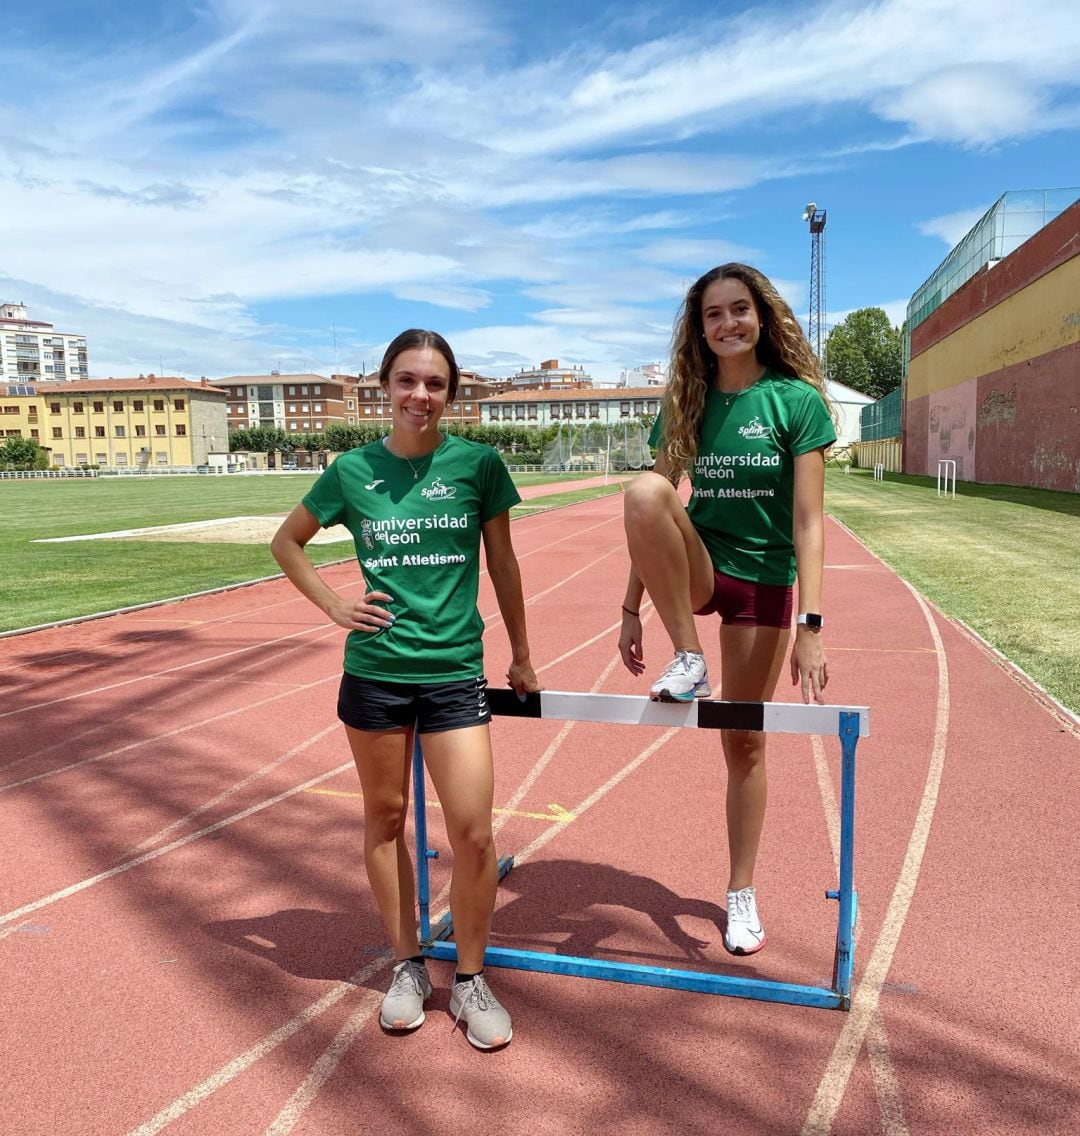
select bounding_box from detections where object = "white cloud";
[917,205,992,247]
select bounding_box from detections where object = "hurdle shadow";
[489,859,731,968]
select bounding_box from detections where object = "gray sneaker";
[380,959,432,1031]
[650,650,711,702]
[449,973,513,1049]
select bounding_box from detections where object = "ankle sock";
[454,970,482,984]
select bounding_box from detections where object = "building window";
[135,425,146,437]
[347,399,355,410]
[154,400,165,412]
[589,402,599,418]
[528,405,538,419]
[51,427,62,439]
[288,385,296,396]
[54,454,66,467]
[93,401,104,413]
[348,416,355,424]
[464,404,472,412]
[115,425,125,437]
[30,430,38,439]
[289,404,296,413]
[75,452,87,465]
[364,408,371,416]
[648,401,658,414]
[95,453,107,465]
[73,401,84,413]
[314,403,322,412]
[301,386,308,395]
[75,426,86,438]
[115,452,127,465]
[620,402,630,416]
[113,400,124,412]
[174,399,185,411]
[95,426,106,438]
[301,404,309,412]
[50,403,61,414]
[156,452,168,465]
[463,387,472,397]
[313,385,321,395]
[176,424,186,436]
[133,400,144,411]
[155,425,166,436]
[315,421,322,429]
[550,405,560,418]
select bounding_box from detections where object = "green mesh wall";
[860,388,902,441]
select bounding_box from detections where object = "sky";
[4,0,1079,385]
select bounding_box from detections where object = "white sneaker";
[649,650,710,702]
[724,886,766,955]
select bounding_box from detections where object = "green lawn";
[825,468,1080,715]
[0,472,620,631]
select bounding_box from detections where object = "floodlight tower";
[802,202,827,368]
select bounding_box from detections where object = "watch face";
[800,613,823,629]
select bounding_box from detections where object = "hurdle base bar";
[423,939,849,1010]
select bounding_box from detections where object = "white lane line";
[0,623,337,720]
[801,582,949,1135]
[0,674,339,793]
[262,642,677,1136]
[812,736,908,1135]
[0,760,353,939]
[483,548,621,630]
[127,722,342,855]
[124,952,392,1136]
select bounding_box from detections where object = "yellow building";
[2,376,228,468]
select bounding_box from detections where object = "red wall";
[975,339,1080,492]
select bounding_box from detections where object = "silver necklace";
[383,436,435,479]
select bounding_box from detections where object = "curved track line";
[801,582,950,1135]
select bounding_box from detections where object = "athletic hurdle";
[937,459,957,498]
[412,691,869,1011]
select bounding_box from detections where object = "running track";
[1,485,1078,1136]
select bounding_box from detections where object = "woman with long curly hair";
[618,263,835,955]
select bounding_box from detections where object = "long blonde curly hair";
[659,263,832,483]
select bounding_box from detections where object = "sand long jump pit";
[34,516,354,545]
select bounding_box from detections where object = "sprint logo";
[421,477,457,501]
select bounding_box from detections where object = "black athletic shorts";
[337,673,491,734]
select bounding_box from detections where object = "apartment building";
[3,376,228,467]
[216,373,347,436]
[508,359,593,391]
[0,302,89,383]
[348,370,496,426]
[480,387,662,428]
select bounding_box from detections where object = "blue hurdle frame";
[412,691,865,1011]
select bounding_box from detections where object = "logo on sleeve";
[364,479,384,491]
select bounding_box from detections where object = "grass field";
[0,472,608,632]
[4,469,1077,716]
[825,468,1080,715]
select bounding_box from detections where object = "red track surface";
[2,485,1078,1136]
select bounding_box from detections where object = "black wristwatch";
[796,613,823,630]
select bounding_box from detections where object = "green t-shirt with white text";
[651,374,835,585]
[302,435,520,682]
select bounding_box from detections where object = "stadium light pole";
[802,202,828,371]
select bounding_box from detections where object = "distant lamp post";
[802,202,828,369]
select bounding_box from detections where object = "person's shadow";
[207,908,385,982]
[491,859,728,965]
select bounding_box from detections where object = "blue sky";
[4,0,1079,383]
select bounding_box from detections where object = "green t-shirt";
[651,374,835,585]
[302,435,521,682]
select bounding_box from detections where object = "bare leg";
[422,724,498,974]
[718,624,790,891]
[344,724,419,960]
[623,472,715,650]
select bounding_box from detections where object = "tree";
[0,436,49,470]
[825,308,902,399]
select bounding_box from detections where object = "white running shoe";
[724,886,766,955]
[649,650,711,702]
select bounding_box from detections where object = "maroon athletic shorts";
[693,569,793,629]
